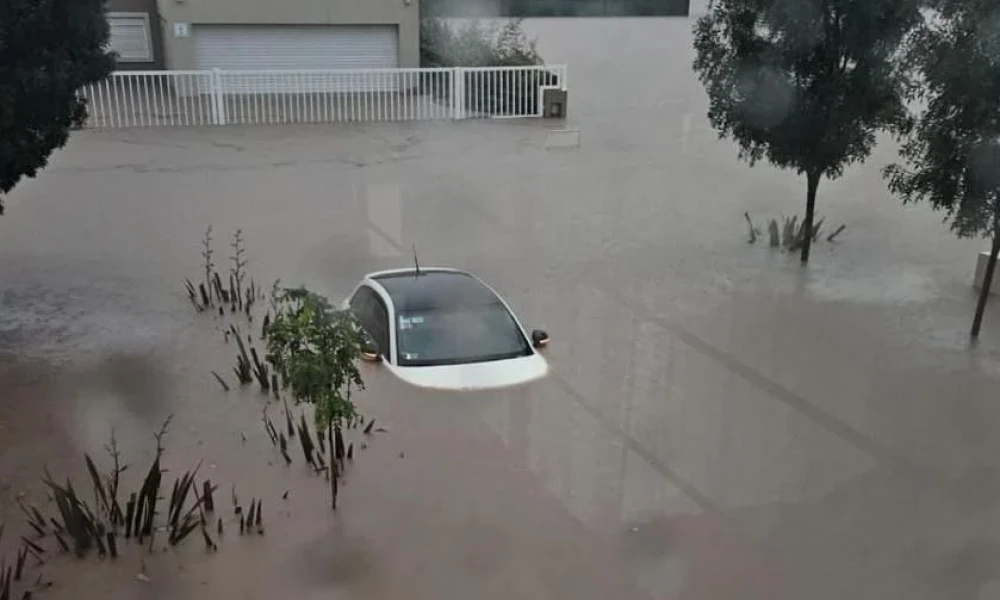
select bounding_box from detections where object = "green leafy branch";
[263,287,367,509]
[264,287,365,429]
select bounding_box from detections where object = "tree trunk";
[335,425,345,461]
[800,170,821,264]
[328,424,337,510]
[971,231,1000,338]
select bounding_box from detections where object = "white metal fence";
[79,65,568,129]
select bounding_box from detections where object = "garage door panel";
[194,25,399,71]
[194,25,400,93]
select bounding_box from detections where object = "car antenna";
[412,244,421,277]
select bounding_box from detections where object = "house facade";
[157,0,418,71]
[106,0,419,72]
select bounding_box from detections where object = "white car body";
[342,267,549,391]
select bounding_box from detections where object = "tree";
[0,0,115,214]
[420,17,542,68]
[264,287,366,508]
[884,0,1000,338]
[419,17,555,116]
[692,0,920,263]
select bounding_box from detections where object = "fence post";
[452,67,465,120]
[535,68,544,118]
[210,68,228,126]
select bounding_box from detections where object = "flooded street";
[4,15,1000,600]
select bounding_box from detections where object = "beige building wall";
[154,0,420,69]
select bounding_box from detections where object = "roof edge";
[367,267,468,280]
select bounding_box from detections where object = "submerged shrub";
[420,18,542,68]
[420,18,560,116]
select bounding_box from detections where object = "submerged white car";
[342,267,550,391]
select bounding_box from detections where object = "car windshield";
[395,303,532,367]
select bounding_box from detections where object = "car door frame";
[346,280,396,366]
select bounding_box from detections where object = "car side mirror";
[531,329,550,349]
[360,334,381,362]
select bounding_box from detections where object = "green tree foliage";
[693,0,920,263]
[420,18,542,68]
[884,0,1000,337]
[0,0,115,214]
[419,18,554,115]
[264,287,365,432]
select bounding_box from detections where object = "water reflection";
[0,270,169,363]
[362,181,404,258]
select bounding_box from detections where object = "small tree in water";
[264,287,366,508]
[692,0,920,263]
[884,0,1000,338]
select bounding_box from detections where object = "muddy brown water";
[3,16,1000,600]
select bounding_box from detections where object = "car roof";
[369,268,503,313]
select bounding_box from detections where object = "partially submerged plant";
[0,416,248,600]
[184,226,271,391]
[201,225,215,306]
[229,324,268,389]
[230,229,247,311]
[744,212,761,244]
[745,212,845,250]
[264,287,366,510]
[182,228,384,515]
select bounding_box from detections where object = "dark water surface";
[2,16,1000,600]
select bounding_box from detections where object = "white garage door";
[194,25,400,93]
[194,25,398,70]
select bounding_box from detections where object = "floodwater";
[3,15,1000,600]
